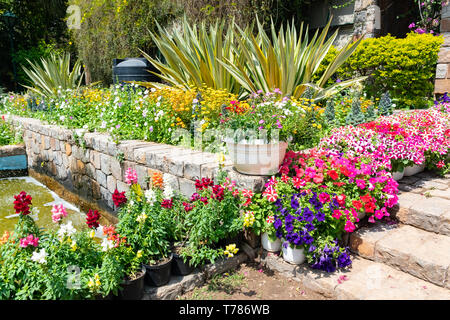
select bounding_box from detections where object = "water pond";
[0,176,86,235]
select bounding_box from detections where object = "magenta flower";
[125,168,138,185]
[20,234,39,248]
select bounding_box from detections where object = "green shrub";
[339,33,443,109]
[68,0,182,85]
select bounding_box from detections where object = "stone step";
[262,253,450,299]
[350,223,450,288]
[395,192,450,236]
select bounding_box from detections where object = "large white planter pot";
[392,168,404,181]
[281,242,305,265]
[261,232,281,252]
[404,163,425,176]
[226,140,288,176]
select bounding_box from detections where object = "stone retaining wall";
[4,115,267,214]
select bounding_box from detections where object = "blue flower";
[315,211,325,222]
[273,218,283,229]
[303,233,314,245]
[303,207,315,222]
[305,223,315,232]
[290,196,299,210]
[337,251,352,268]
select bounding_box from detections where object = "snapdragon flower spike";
[112,189,127,207]
[14,191,32,215]
[125,168,138,185]
[51,204,67,223]
[19,234,39,248]
[86,209,101,229]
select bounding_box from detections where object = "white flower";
[144,189,157,206]
[163,185,174,199]
[58,221,76,240]
[31,248,48,264]
[163,173,177,190]
[101,238,115,252]
[30,207,39,221]
[60,115,65,121]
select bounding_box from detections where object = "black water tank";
[112,58,159,84]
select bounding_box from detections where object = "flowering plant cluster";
[319,109,450,173]
[0,191,141,300]
[251,147,399,272]
[115,168,249,268]
[408,0,448,35]
[219,90,324,147]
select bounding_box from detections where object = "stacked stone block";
[6,115,267,214]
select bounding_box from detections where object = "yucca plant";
[141,16,245,94]
[220,18,365,100]
[21,52,84,97]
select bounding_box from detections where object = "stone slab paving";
[350,224,450,288]
[261,253,450,299]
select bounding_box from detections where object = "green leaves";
[142,16,243,94]
[21,52,84,98]
[219,17,363,99]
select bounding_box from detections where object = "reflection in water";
[0,177,86,234]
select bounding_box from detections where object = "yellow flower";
[224,243,239,258]
[243,211,255,228]
[136,212,147,223]
[136,250,143,259]
[89,230,95,239]
[71,240,77,251]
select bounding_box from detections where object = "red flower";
[360,194,373,204]
[112,189,127,207]
[212,185,225,202]
[292,177,305,189]
[183,202,194,212]
[281,175,290,183]
[336,194,346,207]
[327,170,339,181]
[13,191,32,215]
[242,189,254,198]
[340,166,351,177]
[352,200,363,210]
[333,182,346,187]
[161,199,173,209]
[313,173,324,184]
[86,209,100,229]
[364,201,376,213]
[200,197,209,205]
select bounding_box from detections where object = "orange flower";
[0,231,11,245]
[151,171,164,189]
